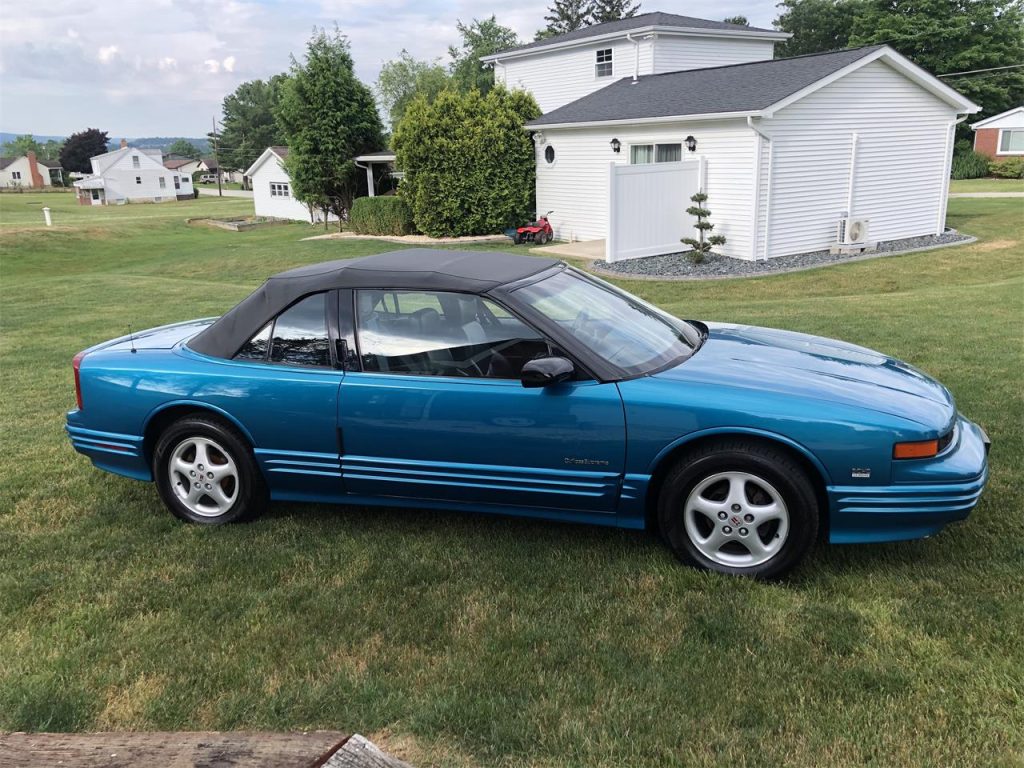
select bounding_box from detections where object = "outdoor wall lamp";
[610,138,621,153]
[685,135,698,152]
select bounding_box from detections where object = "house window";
[630,143,683,164]
[91,189,101,201]
[135,176,142,184]
[11,171,21,180]
[270,182,290,197]
[132,155,140,169]
[174,176,181,190]
[595,48,613,78]
[998,129,1024,154]
[544,145,555,164]
[159,177,166,189]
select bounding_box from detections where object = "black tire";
[514,232,524,245]
[536,231,548,245]
[153,414,267,524]
[656,439,819,579]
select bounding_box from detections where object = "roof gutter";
[526,110,763,131]
[626,33,639,82]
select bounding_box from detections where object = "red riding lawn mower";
[509,211,554,245]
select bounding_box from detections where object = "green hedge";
[393,87,541,238]
[989,157,1024,179]
[950,150,991,180]
[348,195,415,236]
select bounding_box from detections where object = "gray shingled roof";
[491,12,780,57]
[528,45,887,126]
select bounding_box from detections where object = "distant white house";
[73,142,192,205]
[0,152,61,188]
[164,155,202,177]
[482,12,981,261]
[245,146,336,223]
[198,157,242,184]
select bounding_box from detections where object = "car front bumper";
[827,415,990,544]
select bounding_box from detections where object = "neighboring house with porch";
[970,106,1024,159]
[72,144,192,205]
[482,13,979,262]
[0,152,62,188]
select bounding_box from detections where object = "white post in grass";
[42,207,52,227]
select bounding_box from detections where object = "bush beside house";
[349,196,415,235]
[989,157,1024,178]
[950,150,991,179]
[393,87,540,238]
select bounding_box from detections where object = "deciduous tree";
[448,17,521,94]
[58,128,109,173]
[2,134,43,158]
[218,75,289,172]
[166,139,201,159]
[275,27,384,226]
[723,15,749,25]
[376,51,451,132]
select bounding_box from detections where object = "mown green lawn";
[1,192,1022,767]
[949,177,1024,193]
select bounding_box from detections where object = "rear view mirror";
[521,356,574,388]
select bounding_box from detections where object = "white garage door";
[605,158,702,262]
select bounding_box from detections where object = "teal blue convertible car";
[67,250,989,578]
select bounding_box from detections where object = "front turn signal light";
[893,439,939,460]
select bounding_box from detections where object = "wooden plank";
[0,731,347,768]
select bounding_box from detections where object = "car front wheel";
[153,415,267,524]
[657,440,819,579]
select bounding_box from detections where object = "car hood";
[655,323,955,431]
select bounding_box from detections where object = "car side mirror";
[521,356,574,388]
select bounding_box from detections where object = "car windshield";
[514,268,702,376]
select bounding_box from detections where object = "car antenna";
[128,323,137,353]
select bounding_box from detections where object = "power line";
[939,63,1024,78]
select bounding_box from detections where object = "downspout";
[747,116,773,260]
[626,33,639,82]
[937,114,970,234]
[845,132,859,216]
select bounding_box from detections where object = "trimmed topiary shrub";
[349,195,415,235]
[950,150,991,180]
[989,157,1024,179]
[393,87,541,238]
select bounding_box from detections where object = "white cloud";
[203,59,221,74]
[158,57,177,71]
[97,45,119,63]
[222,56,236,73]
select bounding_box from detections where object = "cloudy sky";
[0,0,777,138]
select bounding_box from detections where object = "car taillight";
[72,351,86,410]
[893,439,939,460]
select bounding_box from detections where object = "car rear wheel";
[657,440,819,579]
[153,415,267,524]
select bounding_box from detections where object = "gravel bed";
[593,231,974,280]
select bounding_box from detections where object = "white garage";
[526,45,979,261]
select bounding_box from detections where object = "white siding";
[653,36,774,74]
[497,34,773,114]
[971,108,1024,130]
[251,157,312,221]
[537,119,758,259]
[99,150,179,203]
[757,59,960,258]
[497,39,635,114]
[0,156,48,188]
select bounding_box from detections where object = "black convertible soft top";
[188,249,561,358]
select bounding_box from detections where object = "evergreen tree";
[588,0,641,25]
[275,27,384,226]
[544,0,592,35]
[218,75,289,173]
[723,15,749,26]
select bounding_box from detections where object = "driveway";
[197,188,253,198]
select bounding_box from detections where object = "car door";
[337,289,626,513]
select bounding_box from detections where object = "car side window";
[355,290,551,379]
[233,293,330,367]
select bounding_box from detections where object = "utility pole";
[212,116,223,197]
